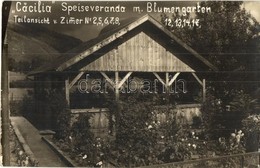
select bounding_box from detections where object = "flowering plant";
[242,115,260,152]
[242,115,260,133]
[217,130,245,155]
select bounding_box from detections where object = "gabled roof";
[29,14,217,75]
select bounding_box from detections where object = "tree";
[201,88,256,139]
[162,2,260,139]
[162,1,259,71]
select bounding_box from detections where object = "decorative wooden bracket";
[69,72,85,89]
[100,72,115,87]
[117,72,132,89]
[192,73,206,102]
[100,72,132,89]
[153,72,166,86]
[154,72,180,87]
[168,72,180,86]
[192,73,203,86]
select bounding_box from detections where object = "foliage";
[242,115,260,134]
[51,90,71,140]
[217,130,245,155]
[70,113,95,153]
[114,94,158,166]
[18,88,71,134]
[192,116,202,128]
[19,93,47,129]
[159,126,199,162]
[54,113,103,167]
[162,1,260,71]
[242,115,260,152]
[108,94,210,166]
[229,90,257,115]
[194,1,259,71]
[221,90,256,136]
[162,2,259,142]
[201,88,256,139]
[200,90,223,139]
[8,57,44,72]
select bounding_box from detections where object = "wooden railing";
[175,104,201,124]
[154,104,201,124]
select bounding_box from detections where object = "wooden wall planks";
[81,31,195,72]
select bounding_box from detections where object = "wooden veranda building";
[29,15,217,130]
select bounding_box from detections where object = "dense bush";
[114,95,158,166]
[200,91,223,139]
[71,113,94,151]
[17,88,71,133]
[242,115,260,152]
[50,91,71,140]
[217,130,245,155]
[108,94,208,166]
[201,89,256,139]
[19,93,47,129]
[225,90,257,132]
[68,113,111,167]
[17,85,256,166]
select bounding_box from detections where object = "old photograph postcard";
[1,0,260,167]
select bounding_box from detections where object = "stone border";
[11,121,38,166]
[41,136,77,167]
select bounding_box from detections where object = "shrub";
[242,115,260,152]
[111,93,195,166]
[51,91,71,140]
[224,90,257,133]
[113,94,160,166]
[217,130,245,155]
[201,92,223,139]
[71,113,95,157]
[19,94,47,129]
[201,89,256,139]
[17,88,71,134]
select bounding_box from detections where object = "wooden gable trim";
[56,14,218,72]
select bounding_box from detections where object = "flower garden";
[10,82,260,167]
[40,90,260,167]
